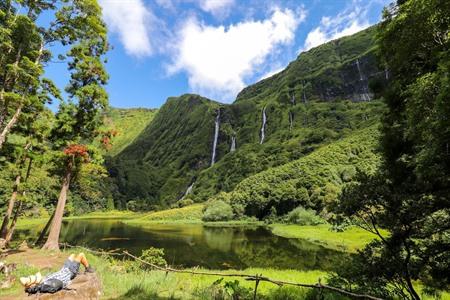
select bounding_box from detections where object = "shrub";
[139,247,167,269]
[285,207,325,225]
[177,198,194,208]
[202,200,234,222]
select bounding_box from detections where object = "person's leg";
[73,252,90,268]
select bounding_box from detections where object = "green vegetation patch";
[270,224,387,253]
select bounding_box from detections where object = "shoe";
[85,266,95,273]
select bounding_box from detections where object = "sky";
[43,0,391,109]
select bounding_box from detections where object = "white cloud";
[301,0,371,52]
[168,8,304,101]
[198,0,235,17]
[99,0,153,57]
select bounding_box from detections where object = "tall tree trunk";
[5,200,22,244]
[5,156,32,245]
[42,160,72,251]
[0,174,21,239]
[35,210,54,246]
[0,104,22,149]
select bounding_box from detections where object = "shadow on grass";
[112,285,175,300]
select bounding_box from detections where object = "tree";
[0,0,57,150]
[334,0,450,299]
[42,0,108,251]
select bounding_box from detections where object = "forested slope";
[108,25,388,209]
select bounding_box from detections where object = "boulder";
[22,273,102,300]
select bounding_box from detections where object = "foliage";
[333,0,450,299]
[212,126,381,219]
[139,247,167,268]
[202,200,234,222]
[195,278,253,300]
[97,107,157,157]
[285,207,324,226]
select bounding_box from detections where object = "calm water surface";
[17,220,346,270]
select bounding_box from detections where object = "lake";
[17,219,346,270]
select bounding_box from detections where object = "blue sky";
[44,0,390,109]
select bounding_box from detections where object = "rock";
[18,241,29,251]
[21,273,102,300]
[0,276,15,289]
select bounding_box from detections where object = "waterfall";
[230,136,236,152]
[302,80,308,103]
[385,67,389,80]
[290,92,295,105]
[211,110,220,166]
[260,107,267,144]
[289,112,293,131]
[356,58,364,81]
[182,182,194,199]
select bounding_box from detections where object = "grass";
[3,248,448,300]
[270,224,388,253]
[125,204,205,225]
[66,210,145,220]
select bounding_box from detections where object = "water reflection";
[16,220,346,270]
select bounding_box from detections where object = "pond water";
[17,220,346,270]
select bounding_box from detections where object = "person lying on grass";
[19,252,95,294]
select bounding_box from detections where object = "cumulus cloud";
[99,0,153,57]
[198,0,235,17]
[302,0,371,52]
[168,8,304,101]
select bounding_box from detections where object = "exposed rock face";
[19,273,102,300]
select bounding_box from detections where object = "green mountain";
[108,26,387,211]
[100,107,158,157]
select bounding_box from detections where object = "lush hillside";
[108,26,387,209]
[99,107,158,157]
[236,25,382,104]
[108,94,221,209]
[219,126,381,219]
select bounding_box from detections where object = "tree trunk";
[5,200,22,244]
[0,104,22,149]
[42,161,72,251]
[5,156,32,245]
[35,210,54,246]
[0,174,20,239]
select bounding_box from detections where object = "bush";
[139,247,167,269]
[285,207,325,225]
[177,198,194,208]
[202,200,234,222]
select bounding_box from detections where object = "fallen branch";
[59,243,383,300]
[123,250,384,300]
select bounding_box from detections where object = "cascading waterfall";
[356,58,371,101]
[302,80,308,103]
[356,58,364,81]
[260,107,267,144]
[289,112,293,132]
[385,67,389,80]
[290,92,295,105]
[211,110,220,166]
[230,136,236,152]
[182,182,194,199]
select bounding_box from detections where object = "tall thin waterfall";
[182,182,194,199]
[289,112,293,132]
[290,92,295,105]
[356,58,363,81]
[260,107,267,144]
[385,67,389,80]
[211,110,220,166]
[230,136,236,152]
